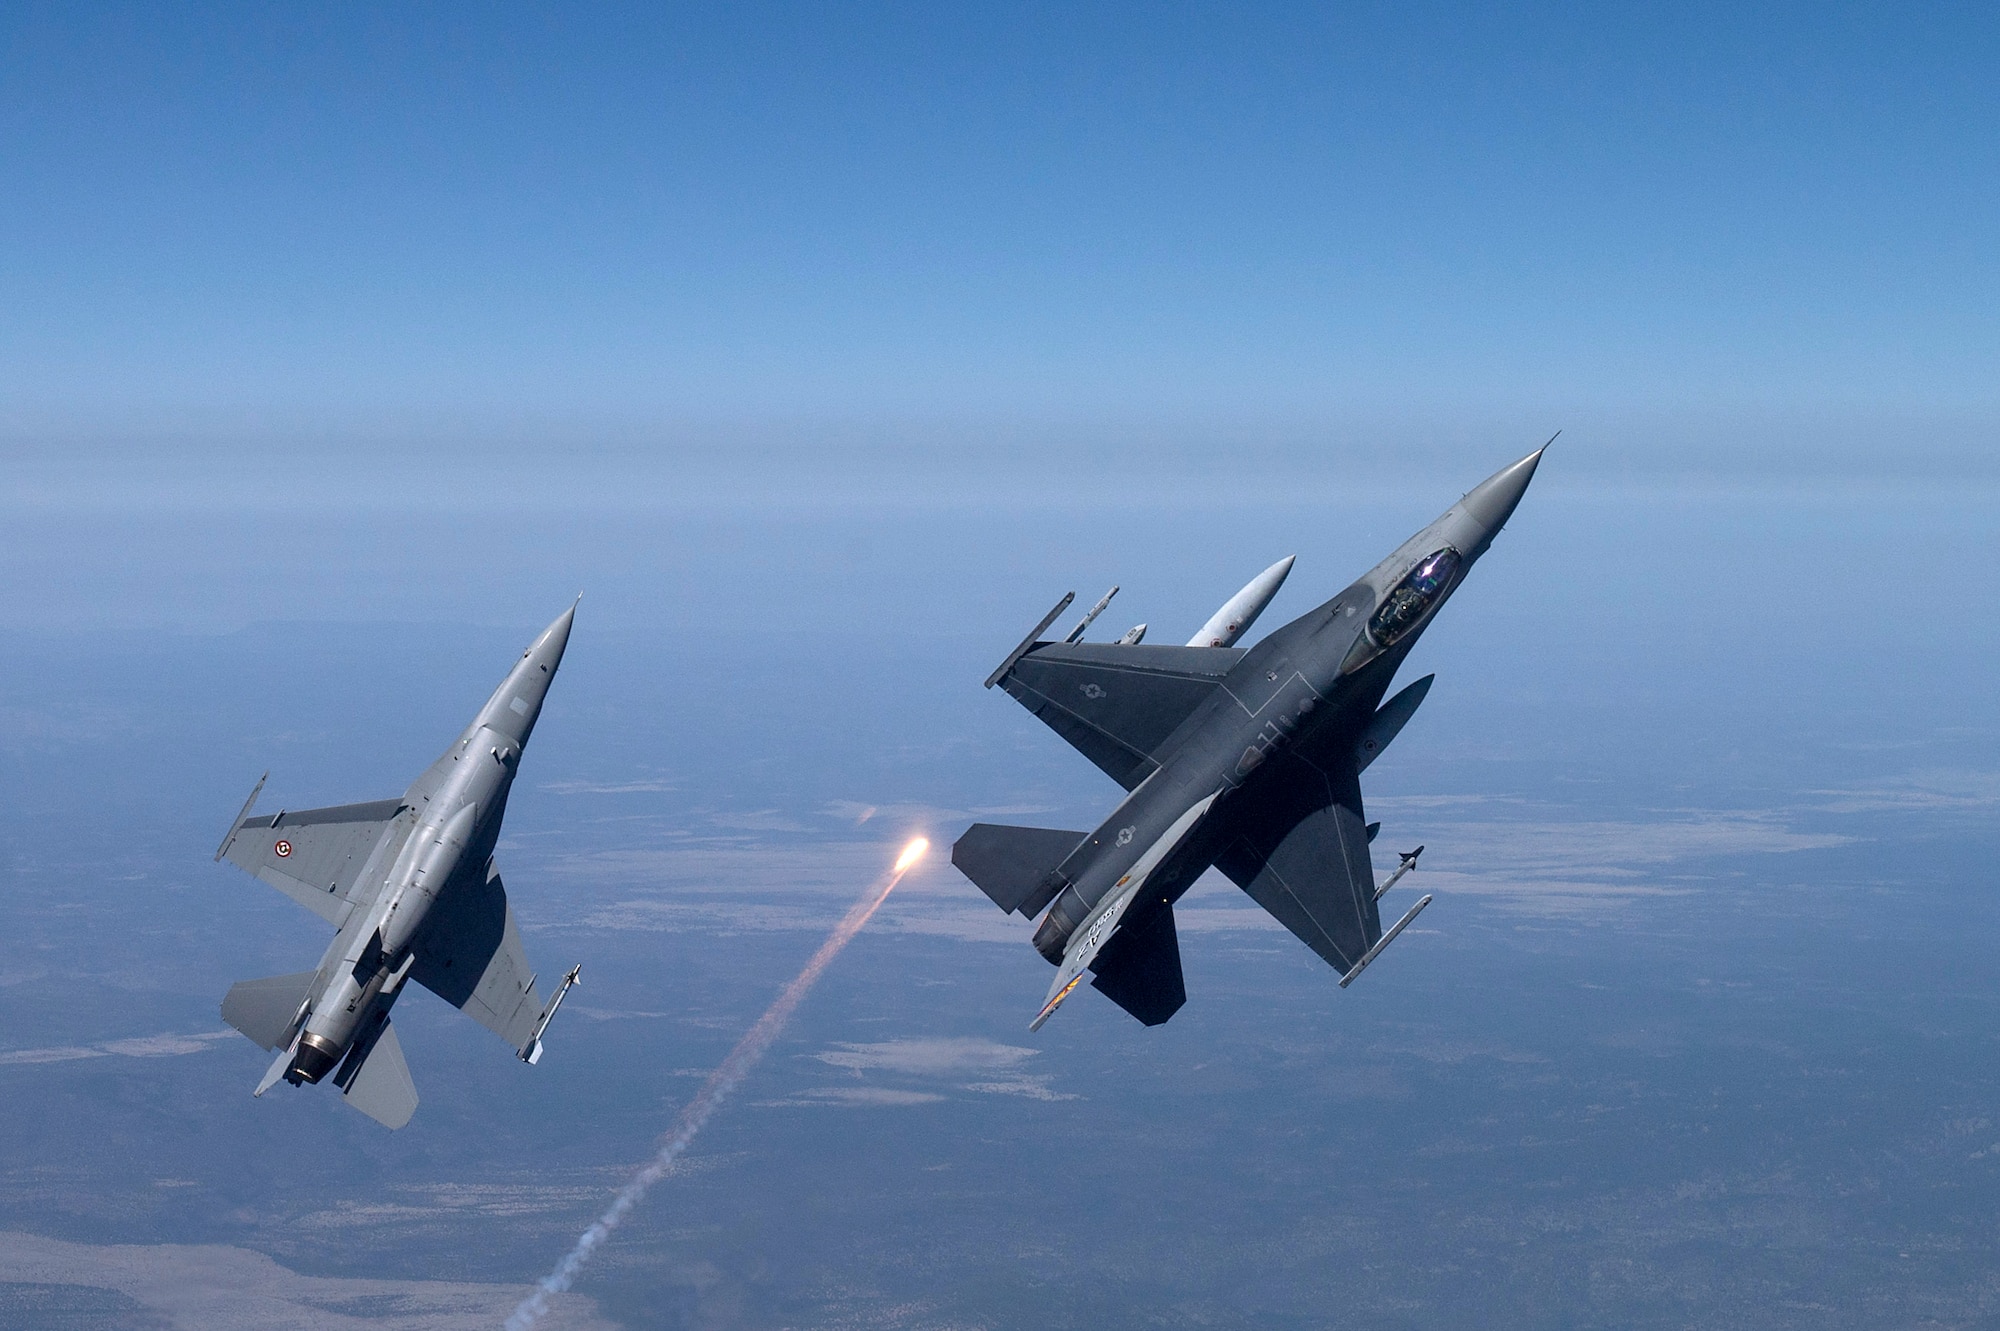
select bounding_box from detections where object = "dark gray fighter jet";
[954,446,1547,1029]
[212,605,584,1127]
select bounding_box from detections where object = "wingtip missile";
[985,592,1075,688]
[1339,893,1433,988]
[520,963,583,1065]
[1188,555,1295,648]
[215,773,268,861]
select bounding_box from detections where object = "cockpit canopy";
[1367,547,1461,648]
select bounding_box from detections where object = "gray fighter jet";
[954,446,1547,1029]
[213,605,584,1128]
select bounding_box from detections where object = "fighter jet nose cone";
[539,601,579,653]
[1460,443,1548,535]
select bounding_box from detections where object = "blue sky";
[3,2,1996,497]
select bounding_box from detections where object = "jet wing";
[218,796,413,926]
[997,642,1243,790]
[1212,754,1382,973]
[410,858,547,1054]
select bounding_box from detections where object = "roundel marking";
[274,839,293,858]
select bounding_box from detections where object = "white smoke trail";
[505,840,926,1330]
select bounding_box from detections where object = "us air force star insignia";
[1115,827,1135,847]
[1081,683,1105,699]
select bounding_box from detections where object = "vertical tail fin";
[1088,904,1187,1026]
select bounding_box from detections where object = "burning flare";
[505,837,926,1329]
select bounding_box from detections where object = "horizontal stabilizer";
[952,824,1085,917]
[334,1018,417,1130]
[221,971,318,1051]
[1089,904,1187,1026]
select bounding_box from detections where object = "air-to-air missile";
[213,604,584,1128]
[954,445,1548,1029]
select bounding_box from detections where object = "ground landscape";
[3,491,1999,1328]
